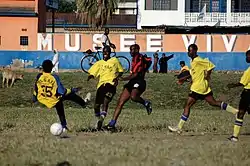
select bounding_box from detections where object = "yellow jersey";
[240,67,250,89]
[180,65,189,73]
[190,56,215,95]
[33,73,70,108]
[88,57,124,89]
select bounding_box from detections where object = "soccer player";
[32,60,91,132]
[227,50,250,142]
[168,44,238,133]
[87,46,124,130]
[175,61,190,85]
[105,44,152,130]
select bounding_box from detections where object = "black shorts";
[95,83,116,104]
[239,89,250,111]
[189,91,213,100]
[177,71,190,79]
[124,79,146,93]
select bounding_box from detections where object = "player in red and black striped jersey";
[106,44,152,130]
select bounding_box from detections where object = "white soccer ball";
[50,123,63,136]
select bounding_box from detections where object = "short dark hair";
[188,44,198,51]
[103,45,111,53]
[180,61,185,65]
[246,50,250,56]
[130,44,140,50]
[42,60,53,73]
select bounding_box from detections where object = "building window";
[20,36,28,46]
[145,0,178,10]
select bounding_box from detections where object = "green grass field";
[0,72,250,166]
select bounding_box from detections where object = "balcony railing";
[185,12,250,26]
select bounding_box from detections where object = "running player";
[87,46,124,130]
[168,44,238,133]
[227,50,250,142]
[32,60,91,132]
[105,44,152,130]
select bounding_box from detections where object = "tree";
[58,0,77,13]
[75,0,118,28]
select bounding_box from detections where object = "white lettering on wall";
[222,35,237,52]
[65,34,81,51]
[120,35,136,52]
[182,35,197,50]
[146,35,162,52]
[207,35,212,52]
[92,34,103,51]
[37,33,53,50]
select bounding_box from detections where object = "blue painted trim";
[0,12,37,17]
[0,51,248,71]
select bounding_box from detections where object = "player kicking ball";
[168,44,238,133]
[105,44,152,131]
[87,46,124,130]
[227,50,250,142]
[32,60,91,133]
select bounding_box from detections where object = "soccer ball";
[50,123,63,136]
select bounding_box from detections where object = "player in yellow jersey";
[227,50,250,142]
[175,61,190,84]
[87,46,124,130]
[32,60,91,132]
[168,44,238,133]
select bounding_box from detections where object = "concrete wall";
[0,51,247,71]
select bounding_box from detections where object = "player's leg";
[130,88,152,115]
[204,93,238,114]
[55,100,68,130]
[168,95,196,132]
[107,88,131,129]
[229,90,249,141]
[63,92,91,108]
[94,86,105,130]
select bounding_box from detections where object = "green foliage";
[58,0,77,13]
[75,0,118,28]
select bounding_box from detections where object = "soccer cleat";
[145,101,152,115]
[95,115,105,130]
[168,125,182,133]
[84,92,91,103]
[228,136,239,142]
[103,124,117,132]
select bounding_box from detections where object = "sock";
[108,119,116,127]
[233,118,243,137]
[221,102,238,114]
[178,114,188,129]
[144,100,149,107]
[95,112,100,117]
[100,111,107,117]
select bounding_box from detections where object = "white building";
[139,0,250,27]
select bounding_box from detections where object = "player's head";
[246,50,250,63]
[188,44,198,58]
[103,46,111,60]
[53,49,57,54]
[162,53,166,57]
[130,44,140,57]
[180,61,185,67]
[104,28,109,35]
[42,60,54,73]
